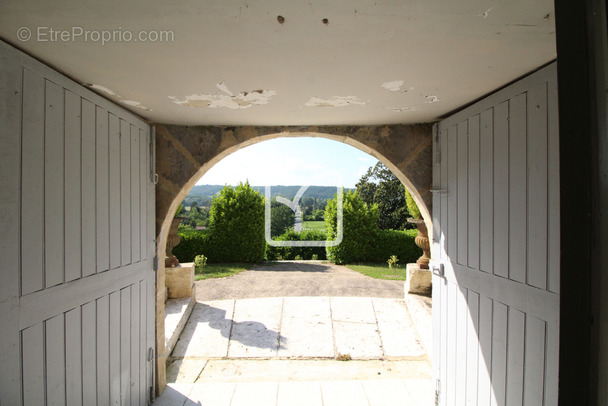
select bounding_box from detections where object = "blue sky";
[196,137,379,188]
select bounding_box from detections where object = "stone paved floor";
[153,296,433,405]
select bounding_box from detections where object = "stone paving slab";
[372,297,426,358]
[195,359,431,383]
[171,296,425,362]
[154,379,434,406]
[277,297,333,358]
[172,300,234,359]
[229,297,283,358]
[333,321,384,359]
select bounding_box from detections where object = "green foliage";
[311,254,319,260]
[374,229,421,264]
[172,228,212,263]
[194,254,207,273]
[175,204,184,217]
[387,255,399,269]
[173,183,265,263]
[294,255,303,261]
[325,190,380,264]
[270,200,295,237]
[355,162,413,230]
[194,263,249,280]
[345,263,408,280]
[206,182,266,263]
[405,189,422,219]
[265,229,327,260]
[325,190,421,264]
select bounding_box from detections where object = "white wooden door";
[432,63,560,405]
[0,40,156,405]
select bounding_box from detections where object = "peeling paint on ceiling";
[381,80,410,93]
[169,82,277,109]
[305,96,365,107]
[86,83,152,111]
[425,95,440,104]
[388,107,414,112]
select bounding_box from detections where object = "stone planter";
[407,218,431,269]
[165,217,185,268]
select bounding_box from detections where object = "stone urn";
[165,217,185,268]
[407,218,431,269]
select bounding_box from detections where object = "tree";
[355,162,412,230]
[325,190,379,264]
[270,199,295,237]
[206,182,266,262]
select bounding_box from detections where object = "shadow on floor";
[175,302,286,353]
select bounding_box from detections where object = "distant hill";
[187,184,355,200]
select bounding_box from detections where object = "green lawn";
[344,263,407,280]
[301,221,326,232]
[194,263,250,280]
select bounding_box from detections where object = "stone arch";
[153,123,433,388]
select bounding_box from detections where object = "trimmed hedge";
[265,229,327,260]
[173,228,212,263]
[374,229,421,264]
[325,190,422,264]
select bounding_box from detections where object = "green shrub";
[206,182,266,263]
[173,183,266,263]
[324,190,421,264]
[373,229,421,264]
[405,189,422,219]
[325,190,379,264]
[194,254,208,273]
[265,229,327,260]
[173,228,212,263]
[387,255,399,268]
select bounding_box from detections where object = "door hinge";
[153,257,159,271]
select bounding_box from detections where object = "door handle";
[431,262,445,278]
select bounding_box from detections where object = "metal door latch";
[430,261,445,277]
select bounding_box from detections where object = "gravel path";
[195,261,404,301]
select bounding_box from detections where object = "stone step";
[165,297,195,356]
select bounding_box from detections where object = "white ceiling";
[0,0,556,126]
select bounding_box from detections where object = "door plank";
[491,302,507,406]
[96,295,110,405]
[455,286,468,404]
[440,128,449,262]
[22,323,45,405]
[65,307,83,406]
[64,91,82,283]
[523,316,546,405]
[446,282,458,402]
[109,291,121,405]
[46,314,66,405]
[81,99,97,278]
[447,125,458,261]
[479,109,494,273]
[477,295,493,405]
[493,101,509,278]
[130,283,141,406]
[96,107,110,273]
[21,68,45,295]
[547,77,560,294]
[506,309,525,406]
[130,125,141,263]
[527,82,549,290]
[109,114,122,269]
[120,287,132,404]
[466,291,480,406]
[468,115,480,270]
[139,128,148,262]
[81,301,97,405]
[508,93,527,284]
[457,121,469,266]
[44,80,65,288]
[120,119,132,266]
